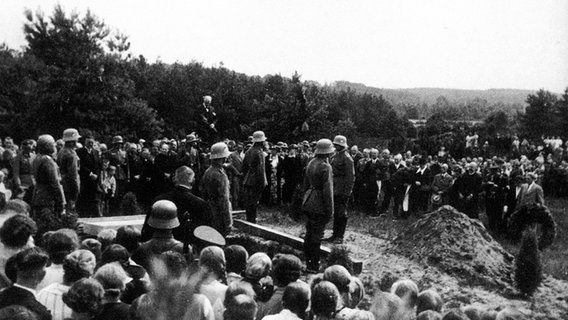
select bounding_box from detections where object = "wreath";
[508,204,556,250]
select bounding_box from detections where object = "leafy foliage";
[515,228,543,296]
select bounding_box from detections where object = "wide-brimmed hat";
[252,131,267,143]
[148,200,179,229]
[315,139,335,155]
[333,135,348,148]
[62,128,81,142]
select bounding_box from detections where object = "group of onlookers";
[0,198,527,319]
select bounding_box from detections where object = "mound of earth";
[387,205,515,290]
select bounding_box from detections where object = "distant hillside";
[332,81,535,107]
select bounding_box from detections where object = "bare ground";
[256,207,568,320]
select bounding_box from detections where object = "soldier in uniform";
[200,142,233,236]
[242,131,268,223]
[57,128,81,212]
[302,139,334,272]
[323,135,354,244]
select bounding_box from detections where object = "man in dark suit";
[141,166,209,250]
[77,135,101,217]
[242,131,268,223]
[0,248,52,320]
[503,175,526,233]
[410,157,432,215]
[456,162,483,219]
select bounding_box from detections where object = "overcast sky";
[1,0,567,92]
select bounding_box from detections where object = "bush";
[515,228,542,296]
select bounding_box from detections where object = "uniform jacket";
[57,147,80,199]
[242,145,267,188]
[331,150,355,196]
[32,154,66,208]
[141,185,211,243]
[200,163,232,235]
[302,157,334,218]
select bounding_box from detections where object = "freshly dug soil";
[387,205,515,290]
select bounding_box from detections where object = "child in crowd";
[98,159,116,216]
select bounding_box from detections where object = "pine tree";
[515,228,542,296]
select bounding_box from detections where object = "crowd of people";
[0,121,561,320]
[0,204,527,320]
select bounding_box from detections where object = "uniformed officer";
[200,142,232,236]
[323,135,354,244]
[57,128,81,212]
[302,138,334,272]
[242,131,268,223]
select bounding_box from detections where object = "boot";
[335,216,348,241]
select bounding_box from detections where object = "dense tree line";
[0,6,566,151]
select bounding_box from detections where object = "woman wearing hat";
[301,139,334,272]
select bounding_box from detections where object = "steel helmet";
[148,200,179,229]
[210,142,230,159]
[314,139,335,155]
[62,128,81,142]
[333,135,348,148]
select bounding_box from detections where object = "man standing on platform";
[196,95,218,143]
[323,135,354,244]
[242,131,268,223]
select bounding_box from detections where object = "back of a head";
[282,281,311,318]
[174,166,195,186]
[224,280,256,307]
[63,249,97,284]
[442,309,468,320]
[46,232,76,264]
[116,226,141,253]
[224,294,257,320]
[93,262,128,300]
[80,238,102,262]
[0,214,36,248]
[63,278,104,315]
[0,305,39,320]
[417,310,443,320]
[224,245,248,275]
[480,310,498,320]
[417,289,444,314]
[199,246,226,278]
[14,247,49,282]
[495,308,527,320]
[244,252,271,280]
[390,279,419,309]
[150,250,189,280]
[370,291,404,320]
[100,244,130,267]
[272,254,302,287]
[323,264,352,293]
[97,229,117,252]
[311,280,340,319]
[2,199,31,216]
[463,306,482,320]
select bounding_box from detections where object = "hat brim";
[252,137,267,143]
[148,217,180,229]
[193,226,226,246]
